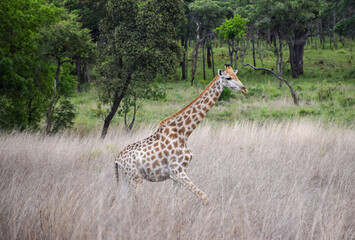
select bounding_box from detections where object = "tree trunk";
[228,41,233,67]
[257,39,264,67]
[191,24,201,86]
[289,34,306,78]
[185,38,188,79]
[46,59,61,135]
[252,33,256,67]
[84,62,90,83]
[101,74,131,139]
[76,59,81,92]
[277,32,283,87]
[340,35,345,47]
[234,39,240,70]
[327,17,332,49]
[202,41,206,80]
[124,95,137,131]
[190,40,200,86]
[234,48,238,70]
[211,41,215,76]
[320,20,325,49]
[333,10,337,49]
[206,42,212,69]
[207,41,212,69]
[181,36,187,80]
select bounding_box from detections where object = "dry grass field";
[0,121,354,239]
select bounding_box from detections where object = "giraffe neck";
[157,75,223,140]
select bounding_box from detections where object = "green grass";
[71,39,355,133]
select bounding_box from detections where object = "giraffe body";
[115,65,247,204]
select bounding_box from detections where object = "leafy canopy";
[0,0,65,129]
[214,14,249,40]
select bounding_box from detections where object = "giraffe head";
[218,64,247,94]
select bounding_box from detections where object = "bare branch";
[240,54,298,105]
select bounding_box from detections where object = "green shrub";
[298,108,317,116]
[216,110,232,121]
[269,90,281,98]
[52,99,76,133]
[344,69,355,80]
[318,81,336,101]
[219,88,232,101]
[247,85,263,97]
[338,97,355,107]
[271,110,283,119]
[295,85,303,91]
[259,107,268,117]
[90,103,109,119]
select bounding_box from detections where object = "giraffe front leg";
[170,170,208,205]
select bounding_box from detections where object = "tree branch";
[240,52,298,105]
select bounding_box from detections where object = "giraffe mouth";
[241,89,248,94]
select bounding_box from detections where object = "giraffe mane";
[157,75,220,128]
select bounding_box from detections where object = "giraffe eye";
[226,77,232,80]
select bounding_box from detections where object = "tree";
[57,0,108,92]
[119,82,166,131]
[37,14,95,134]
[214,14,249,70]
[322,0,355,40]
[254,0,320,78]
[188,0,228,85]
[97,0,184,138]
[0,0,64,130]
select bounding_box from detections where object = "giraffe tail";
[114,160,119,186]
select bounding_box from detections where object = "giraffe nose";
[241,86,248,94]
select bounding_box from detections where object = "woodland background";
[0,0,354,136]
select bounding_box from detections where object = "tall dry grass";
[0,121,354,239]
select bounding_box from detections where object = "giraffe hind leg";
[120,167,143,197]
[170,171,208,205]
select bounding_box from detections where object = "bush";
[298,108,318,116]
[52,99,76,133]
[318,81,336,101]
[259,107,268,117]
[247,85,263,97]
[338,97,355,107]
[218,88,232,101]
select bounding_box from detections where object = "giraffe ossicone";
[115,64,247,204]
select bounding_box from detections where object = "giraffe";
[115,64,247,204]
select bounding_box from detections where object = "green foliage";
[96,0,185,131]
[61,0,108,41]
[36,13,95,134]
[52,98,76,133]
[246,85,263,97]
[218,88,233,101]
[0,0,65,130]
[188,0,226,32]
[338,97,355,108]
[118,83,167,118]
[254,0,320,34]
[214,14,249,40]
[36,15,96,62]
[322,0,355,38]
[0,0,95,132]
[298,108,319,117]
[318,81,336,101]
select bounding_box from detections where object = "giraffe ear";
[218,69,223,76]
[234,70,238,75]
